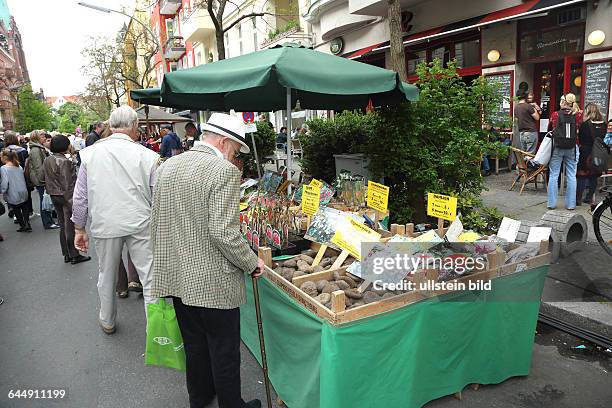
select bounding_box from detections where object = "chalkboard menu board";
[485,72,513,129]
[584,61,611,118]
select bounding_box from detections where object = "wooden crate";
[259,241,550,326]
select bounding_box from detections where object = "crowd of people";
[1,106,264,408]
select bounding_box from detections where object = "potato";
[332,271,341,281]
[300,281,318,297]
[315,293,331,304]
[293,270,306,279]
[337,275,357,288]
[334,280,350,290]
[280,269,294,281]
[296,260,311,272]
[300,254,315,264]
[345,296,353,307]
[363,291,381,304]
[322,282,340,294]
[344,289,363,300]
[312,265,325,273]
[319,258,332,268]
[302,249,318,258]
[316,280,328,292]
[283,259,298,268]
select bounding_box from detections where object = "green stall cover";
[241,266,549,408]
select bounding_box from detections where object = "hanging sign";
[427,193,457,221]
[302,185,320,216]
[367,181,390,212]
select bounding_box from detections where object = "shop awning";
[343,0,586,57]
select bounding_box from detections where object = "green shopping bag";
[145,299,186,371]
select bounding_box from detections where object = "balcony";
[160,0,181,15]
[181,7,215,42]
[164,36,187,61]
[349,0,425,16]
[262,26,313,49]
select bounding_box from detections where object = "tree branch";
[223,12,265,33]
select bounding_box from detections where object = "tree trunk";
[216,31,226,60]
[388,0,407,79]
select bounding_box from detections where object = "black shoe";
[16,227,27,232]
[45,224,60,230]
[244,399,262,408]
[71,255,92,265]
[64,256,71,263]
[25,223,32,232]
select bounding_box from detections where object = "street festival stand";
[133,44,550,407]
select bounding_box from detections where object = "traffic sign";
[242,112,255,123]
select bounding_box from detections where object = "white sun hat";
[202,113,249,153]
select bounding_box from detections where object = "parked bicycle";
[593,186,612,256]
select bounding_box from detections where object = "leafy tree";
[15,84,53,133]
[56,102,85,133]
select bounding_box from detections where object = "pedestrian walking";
[43,134,91,264]
[184,122,199,150]
[27,130,59,230]
[577,103,607,205]
[3,131,33,217]
[1,149,31,232]
[72,105,159,335]
[85,121,104,147]
[513,91,540,154]
[547,93,581,210]
[151,113,264,408]
[159,124,183,158]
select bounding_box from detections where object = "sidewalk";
[482,171,612,345]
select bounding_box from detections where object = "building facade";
[306,0,612,122]
[0,0,30,130]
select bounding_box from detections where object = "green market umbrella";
[159,43,419,191]
[130,88,162,105]
[160,43,418,112]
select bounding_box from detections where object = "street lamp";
[77,1,167,74]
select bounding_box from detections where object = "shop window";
[407,50,426,75]
[431,45,450,67]
[455,39,480,68]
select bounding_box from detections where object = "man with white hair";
[72,105,159,335]
[151,113,264,408]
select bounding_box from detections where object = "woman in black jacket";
[577,103,607,205]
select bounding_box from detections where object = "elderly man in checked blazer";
[151,113,265,408]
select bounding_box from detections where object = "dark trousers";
[10,201,30,228]
[577,175,598,203]
[173,298,244,408]
[50,196,79,259]
[116,253,141,292]
[35,186,54,228]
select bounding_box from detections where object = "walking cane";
[251,273,273,408]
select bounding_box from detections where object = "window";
[431,45,450,67]
[253,17,258,51]
[238,24,243,55]
[166,18,175,39]
[406,50,425,75]
[454,39,480,68]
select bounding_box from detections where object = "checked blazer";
[150,144,259,309]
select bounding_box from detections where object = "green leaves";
[15,84,53,133]
[241,122,277,178]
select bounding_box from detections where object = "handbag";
[145,299,186,371]
[42,193,54,212]
[534,133,552,166]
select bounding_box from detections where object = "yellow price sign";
[367,181,389,212]
[239,202,249,211]
[309,178,323,189]
[331,218,381,260]
[302,185,320,216]
[427,193,457,221]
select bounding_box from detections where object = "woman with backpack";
[1,149,31,232]
[546,93,582,210]
[577,104,607,205]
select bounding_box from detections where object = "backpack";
[552,110,577,149]
[591,137,610,175]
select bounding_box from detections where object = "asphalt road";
[1,210,611,408]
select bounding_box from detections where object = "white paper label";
[527,227,552,243]
[498,217,521,243]
[245,123,257,133]
[445,215,463,242]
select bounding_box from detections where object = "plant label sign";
[367,181,389,213]
[302,185,320,216]
[309,178,323,189]
[427,193,457,221]
[331,218,381,260]
[498,217,521,243]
